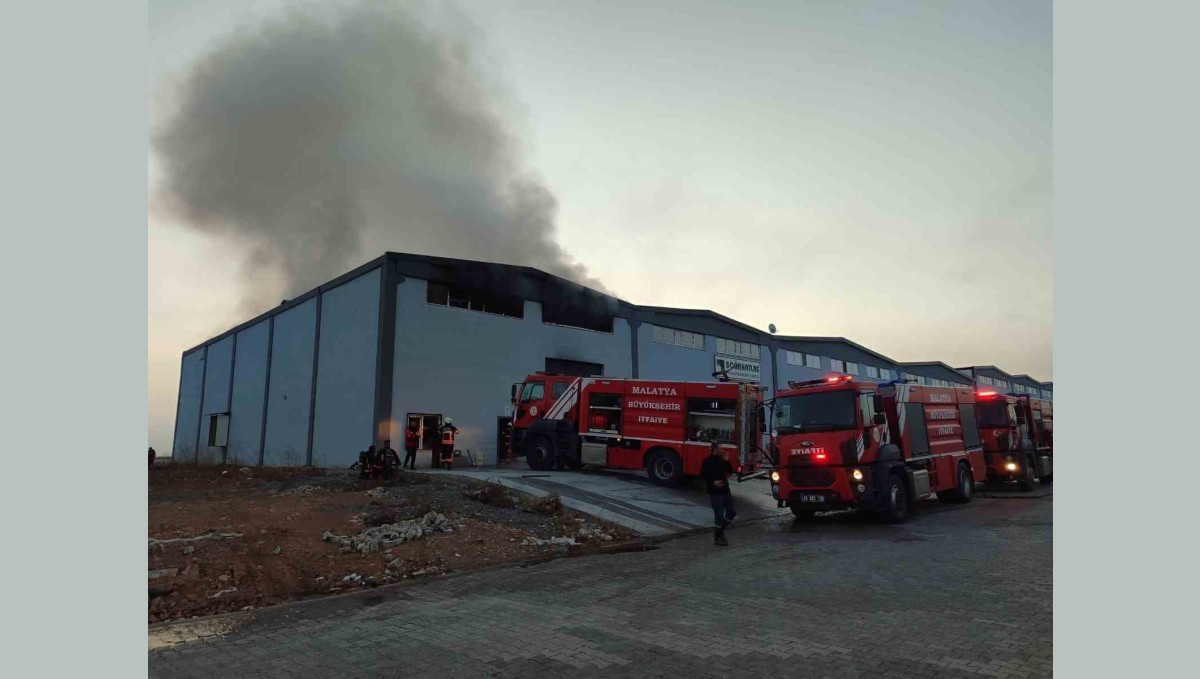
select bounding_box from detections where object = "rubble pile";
[322,512,454,554]
[522,536,579,547]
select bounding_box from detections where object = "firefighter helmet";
[444,417,453,426]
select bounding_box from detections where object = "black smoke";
[152,0,603,316]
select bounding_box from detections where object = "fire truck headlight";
[770,471,780,482]
[851,469,863,481]
[1006,462,1018,471]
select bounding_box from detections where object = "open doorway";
[406,413,443,468]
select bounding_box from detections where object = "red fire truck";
[974,390,1053,490]
[767,375,985,523]
[509,373,766,487]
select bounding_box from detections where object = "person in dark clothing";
[379,440,399,478]
[700,442,737,546]
[148,447,156,468]
[403,425,419,469]
[358,445,377,478]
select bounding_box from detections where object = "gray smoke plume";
[152,0,603,316]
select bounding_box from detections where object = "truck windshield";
[519,382,544,404]
[773,391,856,434]
[977,401,1009,428]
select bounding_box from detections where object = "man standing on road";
[403,424,419,469]
[700,442,737,546]
[148,447,156,468]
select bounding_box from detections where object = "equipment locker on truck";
[767,375,985,523]
[508,374,766,487]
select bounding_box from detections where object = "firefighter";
[403,424,419,469]
[148,446,156,468]
[700,441,737,546]
[379,439,399,478]
[439,418,459,470]
[358,445,377,479]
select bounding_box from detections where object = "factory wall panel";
[197,335,234,463]
[262,298,317,466]
[636,325,773,390]
[389,278,632,465]
[312,268,381,468]
[227,320,270,465]
[173,349,206,460]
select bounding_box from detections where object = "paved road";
[149,495,1052,679]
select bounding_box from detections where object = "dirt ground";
[148,465,635,624]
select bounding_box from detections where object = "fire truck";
[509,373,766,487]
[767,375,985,523]
[973,390,1053,490]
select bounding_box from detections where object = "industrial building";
[172,252,1053,468]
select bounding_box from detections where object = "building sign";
[715,354,760,383]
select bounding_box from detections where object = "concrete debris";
[239,467,253,476]
[322,512,454,554]
[577,526,614,542]
[182,545,195,555]
[522,536,579,547]
[149,568,178,596]
[208,587,237,599]
[149,531,243,548]
[342,573,362,583]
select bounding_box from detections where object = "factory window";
[785,351,820,368]
[542,303,614,333]
[651,325,705,350]
[879,368,892,381]
[996,380,1010,390]
[716,338,759,359]
[846,362,860,376]
[865,366,879,379]
[979,375,994,386]
[830,359,845,373]
[427,282,524,319]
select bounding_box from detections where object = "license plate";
[799,493,825,503]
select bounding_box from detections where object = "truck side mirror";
[510,383,519,404]
[873,412,887,425]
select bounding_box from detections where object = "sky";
[148,0,1052,453]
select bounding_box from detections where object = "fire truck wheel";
[1017,457,1037,491]
[939,462,974,504]
[646,449,685,487]
[877,472,909,524]
[524,436,555,471]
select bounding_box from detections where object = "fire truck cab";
[509,374,765,487]
[768,376,985,523]
[974,390,1053,490]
